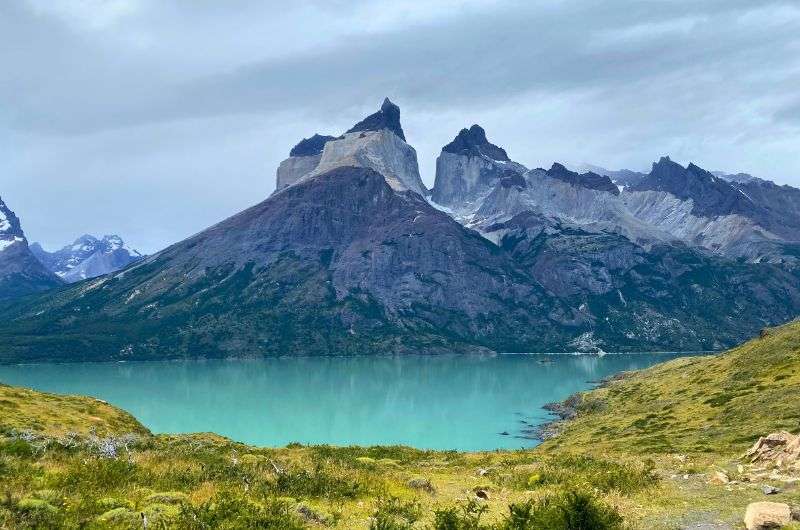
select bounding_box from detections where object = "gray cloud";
[2,0,799,253]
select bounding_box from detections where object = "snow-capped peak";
[31,233,145,283]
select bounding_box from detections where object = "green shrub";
[175,491,306,529]
[500,491,623,530]
[432,499,490,530]
[15,498,63,529]
[96,506,138,524]
[272,461,365,499]
[370,496,421,530]
[57,457,141,490]
[2,439,34,458]
[96,497,135,511]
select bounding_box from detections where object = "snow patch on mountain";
[32,234,144,283]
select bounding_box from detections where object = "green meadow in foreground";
[2,321,800,529]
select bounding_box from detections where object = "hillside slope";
[0,383,147,437]
[542,319,800,457]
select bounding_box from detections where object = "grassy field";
[2,321,800,528]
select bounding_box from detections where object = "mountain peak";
[32,233,143,283]
[442,124,510,161]
[545,163,619,195]
[0,196,23,237]
[0,195,62,299]
[289,134,336,157]
[346,98,406,141]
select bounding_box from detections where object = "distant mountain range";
[31,235,143,283]
[1,99,800,361]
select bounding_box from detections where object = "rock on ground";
[743,501,793,530]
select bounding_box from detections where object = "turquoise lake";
[0,354,685,451]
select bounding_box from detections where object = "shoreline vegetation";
[1,322,800,528]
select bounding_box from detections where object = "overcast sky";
[3,0,800,253]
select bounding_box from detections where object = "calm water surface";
[0,354,685,451]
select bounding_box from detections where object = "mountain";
[436,141,800,262]
[2,102,800,362]
[274,99,426,196]
[0,164,580,362]
[30,234,144,283]
[430,125,527,218]
[483,211,800,351]
[568,163,646,188]
[0,102,572,362]
[0,196,62,301]
[624,157,800,260]
[545,163,619,195]
[630,157,757,218]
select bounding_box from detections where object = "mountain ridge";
[31,234,144,283]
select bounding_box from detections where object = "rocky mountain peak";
[31,233,143,283]
[545,163,619,195]
[289,134,336,157]
[0,196,24,239]
[346,97,406,141]
[442,124,510,161]
[0,195,62,299]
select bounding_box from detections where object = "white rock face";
[432,151,526,213]
[275,155,322,191]
[305,130,427,196]
[621,190,781,257]
[475,169,666,245]
[441,163,785,261]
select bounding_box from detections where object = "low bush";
[500,491,623,530]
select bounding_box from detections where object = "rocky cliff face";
[275,100,427,196]
[431,125,526,213]
[31,234,143,283]
[0,196,62,301]
[275,134,335,191]
[436,146,800,262]
[546,163,619,195]
[483,211,800,351]
[475,167,661,246]
[631,157,757,218]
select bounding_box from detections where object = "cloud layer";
[3,0,799,252]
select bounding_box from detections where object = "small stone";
[744,501,792,530]
[477,468,489,476]
[475,490,489,500]
[738,465,745,474]
[762,485,781,495]
[710,471,730,484]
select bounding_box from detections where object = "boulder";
[744,432,800,466]
[709,471,730,485]
[743,501,792,530]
